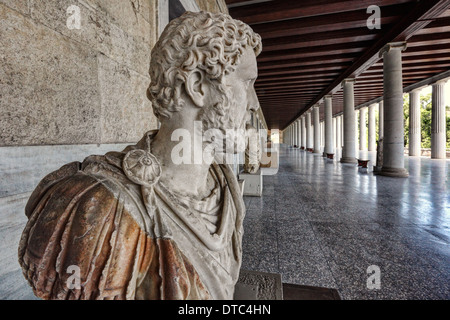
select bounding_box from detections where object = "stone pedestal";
[239,170,263,196]
[234,270,283,300]
[234,269,341,300]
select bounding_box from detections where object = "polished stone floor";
[241,144,450,300]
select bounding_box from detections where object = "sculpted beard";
[200,84,249,155]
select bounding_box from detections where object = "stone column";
[355,110,359,153]
[286,127,289,145]
[336,116,341,151]
[359,107,367,151]
[324,95,334,156]
[333,117,337,153]
[306,110,312,151]
[294,121,298,147]
[291,123,295,146]
[378,42,408,177]
[431,80,447,159]
[292,125,295,146]
[378,101,384,141]
[321,121,325,151]
[301,116,306,150]
[341,79,357,163]
[313,105,321,154]
[289,126,292,145]
[297,120,302,149]
[368,104,376,151]
[409,89,421,157]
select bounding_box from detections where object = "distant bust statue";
[18,11,261,300]
[243,124,261,174]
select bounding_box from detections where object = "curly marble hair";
[148,11,262,120]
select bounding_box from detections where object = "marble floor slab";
[241,144,450,300]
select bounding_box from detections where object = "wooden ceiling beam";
[262,27,381,52]
[251,4,411,39]
[257,53,358,71]
[257,41,372,62]
[256,73,341,83]
[284,0,450,129]
[258,63,350,77]
[229,0,413,25]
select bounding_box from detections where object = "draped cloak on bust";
[18,130,246,300]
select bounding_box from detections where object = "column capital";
[341,78,356,87]
[433,78,448,86]
[379,41,407,58]
[409,87,424,94]
[324,94,333,100]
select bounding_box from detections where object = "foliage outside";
[403,93,450,150]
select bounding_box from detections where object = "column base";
[373,165,382,172]
[340,157,358,164]
[313,149,321,154]
[374,166,409,178]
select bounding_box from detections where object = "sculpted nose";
[248,88,260,112]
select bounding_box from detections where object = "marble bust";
[18,11,262,300]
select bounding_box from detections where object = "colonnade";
[283,42,448,177]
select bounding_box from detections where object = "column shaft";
[368,104,376,151]
[324,96,334,155]
[301,116,306,149]
[336,116,341,151]
[431,81,446,159]
[341,79,357,163]
[313,106,321,153]
[409,90,421,157]
[379,42,408,177]
[306,111,312,150]
[359,107,367,151]
[378,101,384,141]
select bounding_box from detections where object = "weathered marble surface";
[0,144,129,197]
[0,0,157,146]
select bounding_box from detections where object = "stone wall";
[0,0,228,299]
[0,0,159,146]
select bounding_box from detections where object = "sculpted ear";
[185,71,206,108]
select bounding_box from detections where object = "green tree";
[420,93,432,149]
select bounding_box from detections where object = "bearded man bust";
[18,11,262,300]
